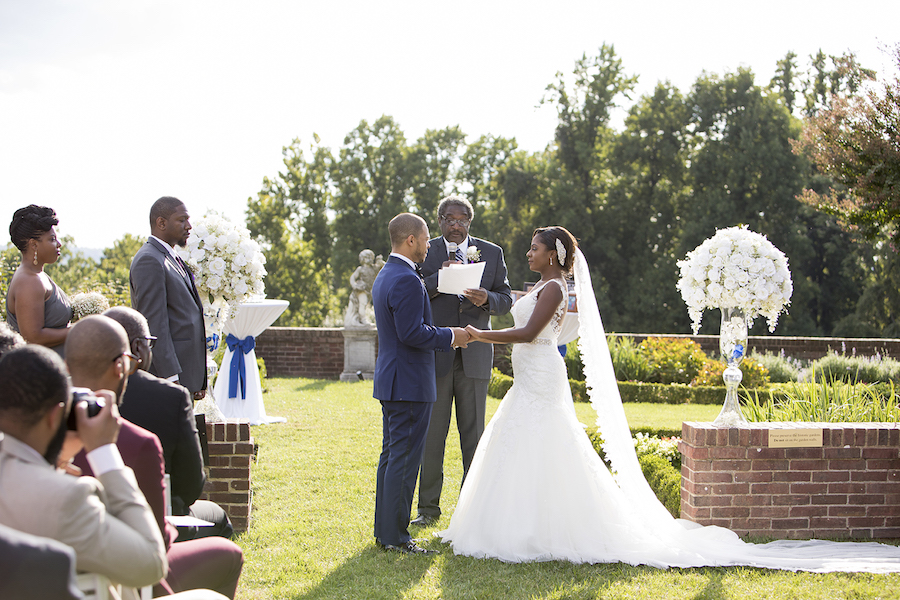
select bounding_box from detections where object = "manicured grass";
[233,378,900,599]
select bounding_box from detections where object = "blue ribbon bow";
[226,333,256,399]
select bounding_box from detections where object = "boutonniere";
[466,246,481,263]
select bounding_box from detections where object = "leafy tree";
[246,137,338,326]
[600,83,692,332]
[458,134,518,213]
[795,45,900,245]
[543,44,637,208]
[99,233,145,283]
[406,126,467,217]
[770,51,799,113]
[331,116,411,289]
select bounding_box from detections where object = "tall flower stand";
[713,307,749,427]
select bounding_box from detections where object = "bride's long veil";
[573,248,675,527]
[573,247,900,572]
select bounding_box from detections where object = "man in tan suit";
[0,345,167,599]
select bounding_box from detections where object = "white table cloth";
[214,299,289,425]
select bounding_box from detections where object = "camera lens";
[66,389,105,430]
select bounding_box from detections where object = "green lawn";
[232,378,899,599]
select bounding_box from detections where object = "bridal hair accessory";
[555,238,566,266]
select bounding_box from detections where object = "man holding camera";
[67,315,243,599]
[0,344,168,598]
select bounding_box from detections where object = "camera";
[66,388,105,431]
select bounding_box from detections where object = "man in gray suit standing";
[412,196,512,526]
[130,197,207,400]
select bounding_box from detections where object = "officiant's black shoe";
[382,540,438,555]
[410,513,438,527]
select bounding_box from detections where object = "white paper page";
[437,262,486,295]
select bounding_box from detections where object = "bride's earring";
[549,257,553,266]
[32,250,38,266]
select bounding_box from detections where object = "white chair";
[76,573,152,600]
[76,573,121,600]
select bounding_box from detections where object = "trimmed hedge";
[488,368,514,399]
[639,454,681,518]
[491,370,775,405]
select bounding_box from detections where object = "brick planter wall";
[680,422,900,539]
[255,327,345,378]
[200,421,255,533]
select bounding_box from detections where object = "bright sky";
[1,0,898,250]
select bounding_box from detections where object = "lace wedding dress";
[439,250,900,572]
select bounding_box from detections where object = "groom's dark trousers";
[372,255,453,546]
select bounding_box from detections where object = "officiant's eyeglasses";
[441,217,470,227]
[142,335,157,348]
[113,351,141,376]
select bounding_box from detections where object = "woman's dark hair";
[9,205,58,252]
[533,226,578,274]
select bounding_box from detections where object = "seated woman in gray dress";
[6,205,72,356]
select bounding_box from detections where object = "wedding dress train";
[439,249,900,572]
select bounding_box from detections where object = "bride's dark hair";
[533,226,577,274]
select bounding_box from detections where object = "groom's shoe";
[410,513,438,527]
[381,540,438,555]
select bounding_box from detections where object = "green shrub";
[750,350,801,383]
[488,368,513,399]
[607,335,654,382]
[258,357,269,393]
[493,344,513,377]
[633,432,682,470]
[569,378,589,402]
[564,341,585,381]
[691,356,770,388]
[810,350,900,384]
[639,337,706,385]
[639,454,681,518]
[617,381,726,404]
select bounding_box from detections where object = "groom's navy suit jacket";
[372,256,453,403]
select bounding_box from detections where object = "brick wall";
[255,327,345,378]
[200,421,255,533]
[680,422,900,539]
[254,326,900,378]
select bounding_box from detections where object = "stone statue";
[344,249,384,328]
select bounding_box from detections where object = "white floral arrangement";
[70,291,110,322]
[676,225,792,334]
[178,210,267,341]
[466,246,481,262]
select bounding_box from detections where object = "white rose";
[206,275,222,290]
[209,257,226,276]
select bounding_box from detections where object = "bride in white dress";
[439,226,900,572]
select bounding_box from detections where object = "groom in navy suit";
[372,213,469,555]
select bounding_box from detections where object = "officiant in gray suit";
[130,197,208,400]
[412,195,512,526]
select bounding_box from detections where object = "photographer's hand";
[75,390,121,453]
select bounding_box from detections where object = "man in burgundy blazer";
[105,307,232,540]
[67,316,243,599]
